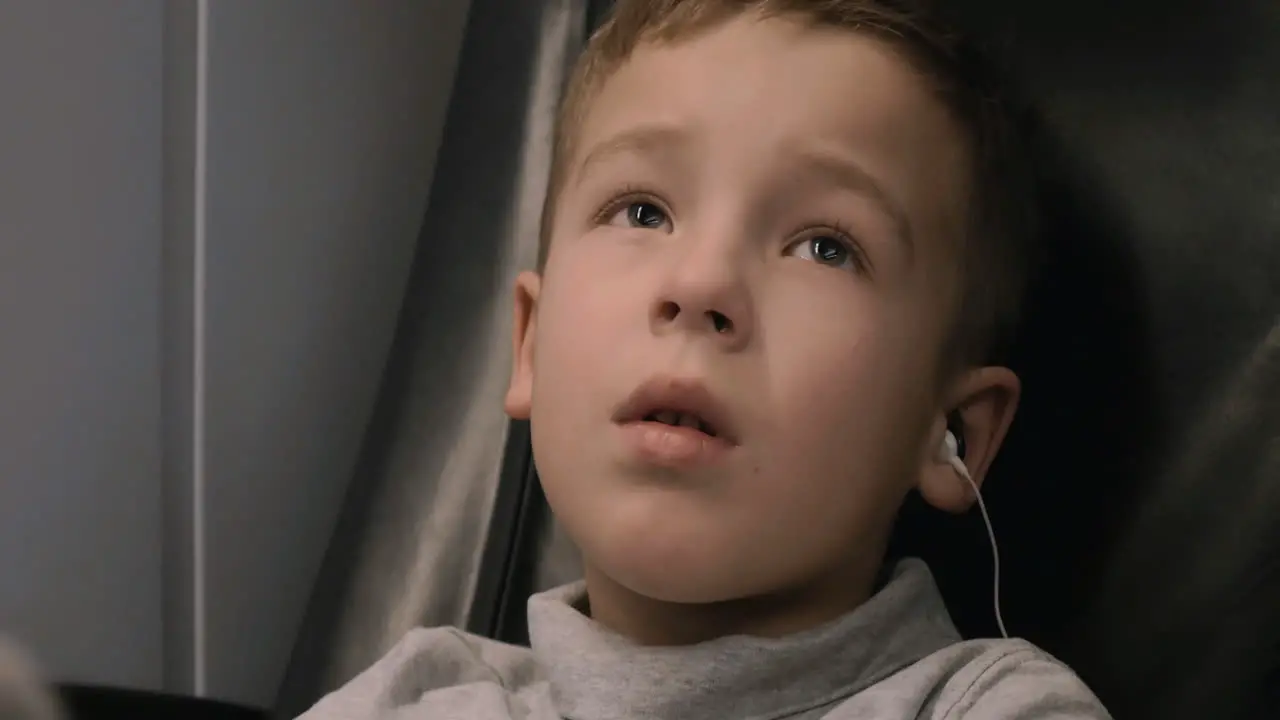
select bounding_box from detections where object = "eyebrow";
[572,124,694,188]
[573,125,914,255]
[792,148,914,256]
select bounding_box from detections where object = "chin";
[592,536,772,605]
[619,572,752,605]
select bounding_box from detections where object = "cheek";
[751,294,936,510]
[528,254,641,442]
[536,254,635,370]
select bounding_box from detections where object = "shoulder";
[926,639,1112,719]
[383,627,543,689]
[297,627,544,719]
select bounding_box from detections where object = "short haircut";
[538,0,1039,371]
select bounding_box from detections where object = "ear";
[503,270,541,420]
[917,365,1021,514]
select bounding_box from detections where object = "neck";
[580,557,884,646]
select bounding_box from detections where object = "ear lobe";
[504,271,541,420]
[918,366,1021,514]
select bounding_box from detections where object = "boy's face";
[507,14,1012,621]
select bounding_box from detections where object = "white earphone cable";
[949,455,1008,639]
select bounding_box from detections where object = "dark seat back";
[912,3,1280,718]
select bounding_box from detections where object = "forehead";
[567,13,971,261]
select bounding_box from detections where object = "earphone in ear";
[943,411,966,461]
[941,429,961,463]
[940,412,1009,639]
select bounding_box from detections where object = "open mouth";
[613,376,738,446]
[642,409,718,438]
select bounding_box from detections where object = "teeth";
[648,410,704,430]
[653,410,680,426]
[643,410,716,436]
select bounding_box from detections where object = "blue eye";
[810,236,849,265]
[629,202,667,229]
[607,200,671,231]
[789,234,861,272]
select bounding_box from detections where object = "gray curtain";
[275,0,588,715]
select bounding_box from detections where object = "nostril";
[658,301,680,322]
[708,310,732,334]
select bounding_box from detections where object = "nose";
[649,243,754,350]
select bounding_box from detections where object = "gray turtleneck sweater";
[297,559,1110,719]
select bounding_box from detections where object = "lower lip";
[615,421,733,468]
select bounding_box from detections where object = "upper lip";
[612,375,739,444]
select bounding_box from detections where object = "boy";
[300,0,1111,717]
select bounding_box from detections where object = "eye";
[608,200,672,232]
[787,233,864,273]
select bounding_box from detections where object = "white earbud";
[940,429,961,464]
[940,428,1009,639]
